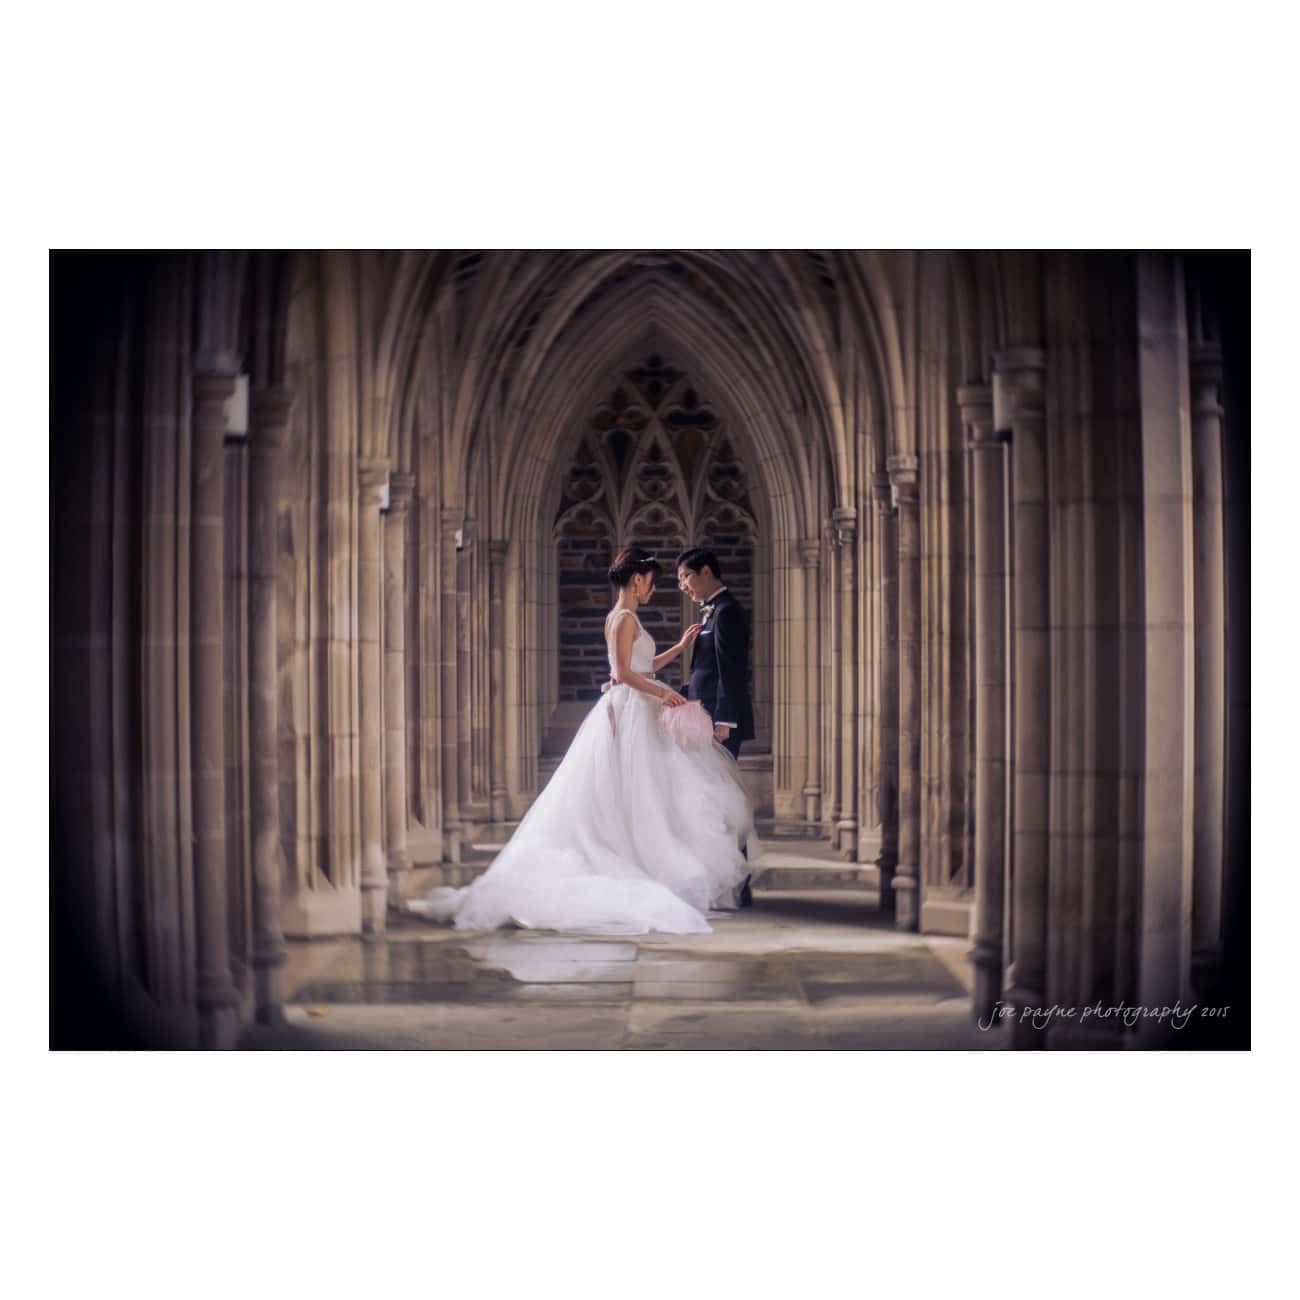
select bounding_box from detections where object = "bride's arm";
[652,622,702,672]
[611,617,686,706]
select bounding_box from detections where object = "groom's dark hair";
[676,546,723,582]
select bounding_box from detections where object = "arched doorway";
[540,349,773,812]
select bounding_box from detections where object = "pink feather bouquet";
[660,698,716,751]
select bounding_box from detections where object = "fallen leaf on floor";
[305,1006,329,1017]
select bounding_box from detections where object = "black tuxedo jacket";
[686,588,755,744]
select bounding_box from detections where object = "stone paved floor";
[240,886,1010,1051]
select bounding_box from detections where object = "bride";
[409,546,759,935]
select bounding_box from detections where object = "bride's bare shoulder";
[605,607,647,646]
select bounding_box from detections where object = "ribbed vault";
[385,252,901,533]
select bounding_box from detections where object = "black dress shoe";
[738,875,753,908]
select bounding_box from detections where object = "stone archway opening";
[539,349,775,816]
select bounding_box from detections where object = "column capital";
[887,455,919,505]
[386,471,416,513]
[193,369,237,410]
[488,538,510,569]
[830,506,858,546]
[992,345,1046,376]
[358,462,389,504]
[886,454,919,485]
[192,351,241,382]
[799,539,822,569]
[249,386,294,450]
[1189,340,1224,386]
[993,348,1046,427]
[1188,341,1224,418]
[957,384,1001,448]
[871,472,893,507]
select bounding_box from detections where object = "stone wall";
[556,528,617,700]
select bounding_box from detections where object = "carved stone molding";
[830,506,858,546]
[386,471,415,513]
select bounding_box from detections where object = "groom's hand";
[714,723,732,742]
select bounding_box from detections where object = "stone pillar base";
[1007,986,1049,1049]
[362,886,387,934]
[406,827,445,866]
[970,938,1003,1025]
[858,827,883,863]
[198,1004,240,1051]
[803,786,821,823]
[919,896,972,937]
[387,856,412,908]
[876,857,897,914]
[1191,944,1225,1003]
[282,887,362,938]
[835,820,857,860]
[893,874,919,930]
[254,964,287,1027]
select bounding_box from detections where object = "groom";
[676,546,756,906]
[675,547,754,761]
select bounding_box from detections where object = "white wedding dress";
[410,609,760,935]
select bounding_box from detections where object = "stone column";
[358,462,388,933]
[222,438,252,1000]
[1135,256,1196,1044]
[1188,342,1227,1001]
[888,455,921,930]
[489,539,510,823]
[800,540,822,823]
[138,272,193,1013]
[469,524,490,810]
[456,517,477,821]
[960,385,1009,1023]
[858,476,881,864]
[1216,267,1249,1040]
[440,508,463,862]
[248,386,292,1025]
[191,367,241,1047]
[414,432,443,857]
[873,473,899,906]
[826,527,842,832]
[383,472,415,905]
[962,437,977,895]
[997,346,1050,1048]
[774,553,799,816]
[833,507,858,858]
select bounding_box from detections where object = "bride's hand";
[679,623,702,650]
[659,688,687,708]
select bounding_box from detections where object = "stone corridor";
[53,251,1249,1049]
[240,846,999,1050]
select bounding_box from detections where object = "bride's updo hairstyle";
[608,545,660,588]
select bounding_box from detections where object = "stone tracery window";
[554,354,759,700]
